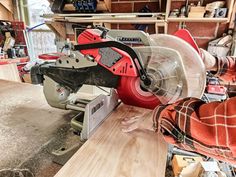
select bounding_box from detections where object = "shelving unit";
[165,0,235,23]
[43,0,235,40]
[165,0,235,40]
[44,12,166,38]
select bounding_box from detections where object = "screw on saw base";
[85,54,95,62]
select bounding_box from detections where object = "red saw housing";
[78,29,199,109]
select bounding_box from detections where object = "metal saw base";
[52,89,119,165]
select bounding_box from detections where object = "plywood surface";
[55,105,168,177]
[0,63,21,82]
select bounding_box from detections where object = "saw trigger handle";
[73,41,152,86]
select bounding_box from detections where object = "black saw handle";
[73,41,151,86]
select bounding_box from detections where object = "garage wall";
[168,22,229,49]
[110,0,160,34]
[111,0,160,13]
[109,0,230,49]
[167,0,230,49]
[65,0,230,49]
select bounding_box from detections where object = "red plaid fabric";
[215,56,236,82]
[153,56,236,164]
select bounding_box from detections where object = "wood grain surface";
[55,105,168,177]
[0,63,21,82]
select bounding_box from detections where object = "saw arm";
[31,64,119,93]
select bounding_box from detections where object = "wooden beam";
[65,17,165,24]
[103,0,111,12]
[0,0,13,13]
[49,12,164,17]
[227,0,235,22]
[55,104,168,177]
[165,0,171,21]
[0,3,13,21]
[229,1,236,29]
[46,21,67,39]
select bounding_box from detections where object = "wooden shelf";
[43,0,234,39]
[167,17,229,22]
[43,13,165,18]
[166,0,235,23]
[65,17,165,24]
[44,12,167,38]
[44,13,166,24]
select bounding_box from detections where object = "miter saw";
[31,27,206,140]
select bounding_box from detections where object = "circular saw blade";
[148,34,206,100]
[134,46,189,104]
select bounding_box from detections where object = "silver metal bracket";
[67,89,119,140]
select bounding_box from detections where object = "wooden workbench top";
[55,104,168,177]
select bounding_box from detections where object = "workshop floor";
[0,80,81,177]
[0,102,78,177]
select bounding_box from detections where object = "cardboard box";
[180,161,227,177]
[190,6,206,13]
[188,12,205,18]
[188,6,205,18]
[172,155,203,176]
